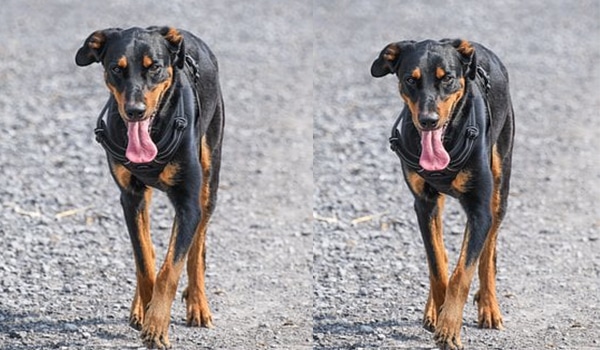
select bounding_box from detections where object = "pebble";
[64,323,78,332]
[359,325,374,334]
[9,331,26,339]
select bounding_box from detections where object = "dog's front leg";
[405,171,449,332]
[115,167,157,331]
[435,188,493,350]
[141,180,202,349]
[413,193,449,332]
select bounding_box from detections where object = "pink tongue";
[419,129,450,171]
[126,120,157,163]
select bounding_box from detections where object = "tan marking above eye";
[411,67,421,80]
[143,55,153,69]
[117,56,127,68]
[436,67,446,79]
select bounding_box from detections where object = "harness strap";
[389,105,479,176]
[94,102,128,163]
[389,65,489,177]
[94,97,188,168]
[389,115,420,170]
[184,55,202,86]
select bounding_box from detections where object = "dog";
[371,39,514,349]
[76,26,224,349]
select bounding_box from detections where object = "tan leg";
[122,187,156,331]
[423,196,449,331]
[184,218,213,327]
[183,134,215,327]
[475,146,504,329]
[434,237,477,350]
[141,220,187,349]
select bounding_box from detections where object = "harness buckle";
[174,117,188,130]
[466,126,479,139]
[94,128,104,143]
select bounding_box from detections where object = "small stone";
[359,325,374,333]
[64,323,78,331]
[9,331,25,339]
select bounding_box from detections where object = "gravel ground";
[314,1,600,349]
[0,1,311,349]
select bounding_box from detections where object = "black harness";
[389,66,491,181]
[93,55,201,180]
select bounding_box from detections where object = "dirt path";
[0,1,311,349]
[314,0,599,349]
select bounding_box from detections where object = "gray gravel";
[0,1,311,349]
[314,0,599,349]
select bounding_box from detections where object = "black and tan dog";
[76,26,224,348]
[371,39,514,349]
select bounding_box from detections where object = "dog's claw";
[423,316,436,332]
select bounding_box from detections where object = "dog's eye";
[149,64,161,73]
[405,77,417,85]
[110,66,122,74]
[441,75,454,83]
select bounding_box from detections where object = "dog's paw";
[141,303,172,349]
[474,291,504,329]
[129,293,145,331]
[129,312,144,331]
[434,308,464,350]
[182,287,214,328]
[423,315,436,332]
[423,305,437,332]
[434,328,463,350]
[186,304,213,328]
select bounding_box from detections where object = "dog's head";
[76,26,185,123]
[76,26,185,163]
[371,39,477,171]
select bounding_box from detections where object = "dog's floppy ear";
[370,41,415,78]
[75,28,122,66]
[444,38,477,80]
[153,26,186,69]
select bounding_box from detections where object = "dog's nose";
[419,113,439,130]
[125,102,147,120]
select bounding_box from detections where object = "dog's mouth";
[125,116,157,164]
[419,122,450,171]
